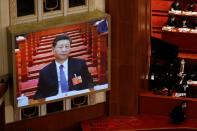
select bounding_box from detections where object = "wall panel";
[151,0,173,38]
[107,0,150,115]
[0,0,9,76]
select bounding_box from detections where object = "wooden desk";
[17,86,108,108]
[162,28,197,53]
[139,92,197,119]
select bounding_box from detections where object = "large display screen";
[13,18,110,108]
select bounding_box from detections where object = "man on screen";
[34,35,93,99]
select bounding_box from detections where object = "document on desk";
[94,84,108,91]
[45,89,91,101]
[45,93,66,101]
[187,81,197,85]
[45,86,108,101]
[66,89,90,97]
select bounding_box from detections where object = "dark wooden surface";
[151,0,173,38]
[107,0,150,116]
[162,31,197,53]
[139,92,197,119]
[5,103,107,131]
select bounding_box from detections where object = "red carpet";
[81,115,197,131]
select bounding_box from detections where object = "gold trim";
[10,0,38,25]
[9,0,17,25]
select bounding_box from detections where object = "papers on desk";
[45,89,90,101]
[190,29,197,33]
[174,93,186,97]
[94,84,108,91]
[187,80,197,85]
[66,89,90,97]
[169,10,181,14]
[162,26,175,31]
[169,10,197,16]
[191,12,197,15]
[178,28,190,32]
[45,84,108,102]
[182,11,192,15]
[45,93,66,101]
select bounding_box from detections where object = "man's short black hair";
[52,34,71,47]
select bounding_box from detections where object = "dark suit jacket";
[170,105,186,124]
[167,17,178,27]
[34,58,93,99]
[171,2,182,10]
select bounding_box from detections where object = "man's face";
[53,39,71,62]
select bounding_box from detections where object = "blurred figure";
[180,17,191,28]
[186,1,196,11]
[171,0,182,11]
[170,101,187,124]
[166,15,178,27]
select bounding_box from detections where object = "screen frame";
[7,10,111,109]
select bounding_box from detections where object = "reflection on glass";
[69,0,86,8]
[43,0,61,12]
[46,101,64,113]
[21,106,39,120]
[71,96,88,108]
[17,0,35,17]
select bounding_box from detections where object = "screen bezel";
[8,11,111,109]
